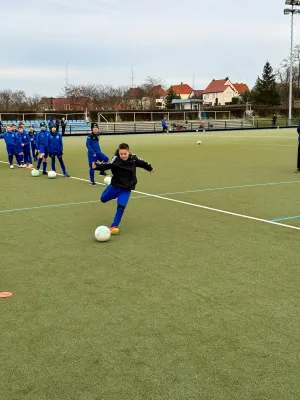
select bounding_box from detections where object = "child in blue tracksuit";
[86,122,109,185]
[16,127,26,167]
[36,122,50,175]
[28,125,37,161]
[0,124,21,168]
[18,126,33,168]
[48,126,70,177]
[92,142,154,235]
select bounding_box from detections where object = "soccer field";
[1,129,300,400]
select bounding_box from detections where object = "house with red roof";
[202,78,239,106]
[233,83,250,94]
[166,83,194,99]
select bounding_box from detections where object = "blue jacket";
[161,119,167,127]
[86,134,101,154]
[19,130,31,147]
[297,122,300,143]
[0,131,19,149]
[36,130,50,147]
[28,131,37,144]
[48,132,63,154]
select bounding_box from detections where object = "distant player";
[296,120,300,173]
[0,124,21,168]
[28,125,38,161]
[86,122,109,185]
[92,142,154,235]
[18,126,33,168]
[48,126,70,177]
[161,117,168,133]
[36,122,50,175]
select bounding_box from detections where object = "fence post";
[190,122,192,131]
[225,121,227,130]
[134,124,136,133]
[114,124,116,134]
[69,125,71,134]
[256,120,259,129]
[241,120,243,129]
[154,123,156,132]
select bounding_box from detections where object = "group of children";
[0,122,70,176]
[0,121,155,234]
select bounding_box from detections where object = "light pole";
[284,1,300,125]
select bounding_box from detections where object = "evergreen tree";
[252,61,281,105]
[165,88,180,109]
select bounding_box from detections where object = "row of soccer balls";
[31,169,57,178]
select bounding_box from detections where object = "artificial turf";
[1,129,300,399]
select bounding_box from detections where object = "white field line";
[1,160,300,232]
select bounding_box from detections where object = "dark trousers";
[297,144,300,169]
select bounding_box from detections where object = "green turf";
[1,129,300,399]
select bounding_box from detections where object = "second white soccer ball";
[197,140,201,145]
[31,169,40,177]
[95,225,111,242]
[48,171,57,179]
[104,176,111,185]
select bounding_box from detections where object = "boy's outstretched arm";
[133,155,155,173]
[92,162,112,172]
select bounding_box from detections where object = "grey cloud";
[0,0,294,95]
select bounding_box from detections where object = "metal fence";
[66,118,299,134]
[1,118,299,135]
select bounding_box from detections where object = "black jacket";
[95,151,153,191]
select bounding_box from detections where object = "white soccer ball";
[48,171,57,179]
[95,225,111,242]
[104,176,111,185]
[31,169,40,177]
[197,140,201,145]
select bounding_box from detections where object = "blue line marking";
[270,215,300,222]
[1,179,300,214]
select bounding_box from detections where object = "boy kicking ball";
[92,143,155,235]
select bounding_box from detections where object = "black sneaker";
[89,181,96,186]
[43,171,48,175]
[99,171,108,176]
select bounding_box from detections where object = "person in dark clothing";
[272,114,277,127]
[296,121,300,173]
[92,142,154,235]
[55,119,60,132]
[61,118,67,135]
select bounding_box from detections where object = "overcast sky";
[0,0,295,96]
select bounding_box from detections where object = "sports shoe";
[27,164,33,168]
[110,226,119,235]
[43,171,48,175]
[295,169,300,173]
[89,181,96,186]
[10,165,14,169]
[64,172,71,177]
[99,171,108,176]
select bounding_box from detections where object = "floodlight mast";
[284,0,300,125]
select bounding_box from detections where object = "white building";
[202,78,239,106]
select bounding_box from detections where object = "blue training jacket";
[86,134,101,154]
[36,130,50,147]
[19,130,31,147]
[28,131,37,144]
[48,132,63,154]
[297,122,300,143]
[0,131,19,148]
